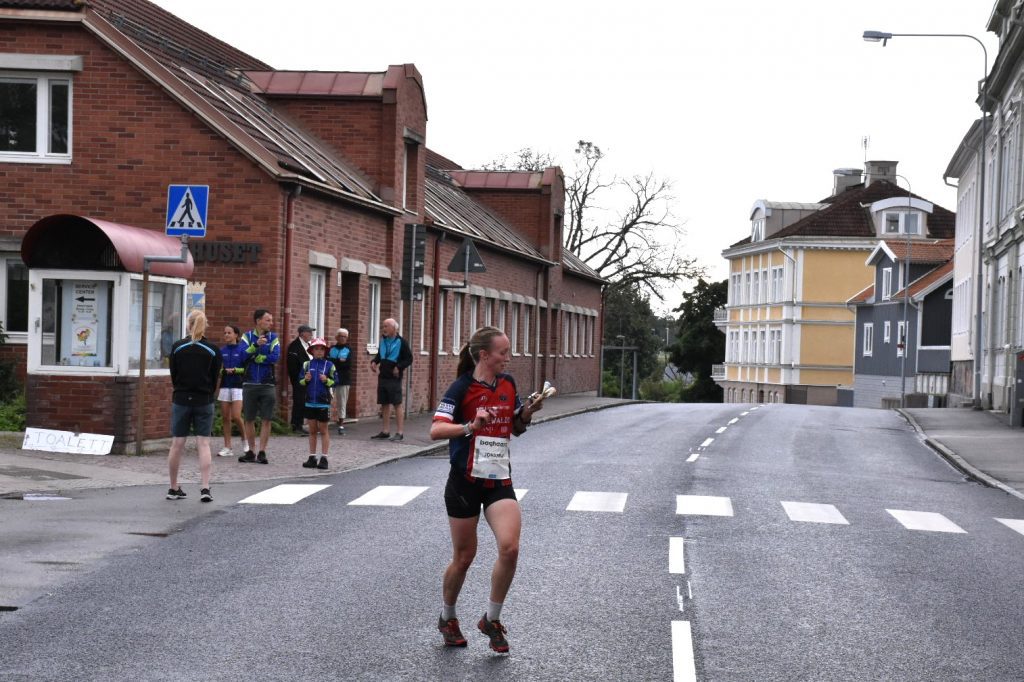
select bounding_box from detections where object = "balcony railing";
[713,307,728,326]
[711,364,726,380]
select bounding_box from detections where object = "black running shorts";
[377,377,403,406]
[303,406,330,423]
[444,468,517,519]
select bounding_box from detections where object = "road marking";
[686,453,700,462]
[669,537,686,574]
[740,411,749,416]
[515,489,528,501]
[348,485,429,507]
[672,621,697,682]
[675,585,685,612]
[781,501,849,525]
[566,491,628,513]
[715,427,727,434]
[239,484,331,505]
[728,418,739,425]
[676,494,733,516]
[750,406,760,411]
[995,518,1024,536]
[700,438,714,448]
[886,509,966,533]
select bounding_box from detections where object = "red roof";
[2,0,81,7]
[893,260,954,300]
[448,169,560,190]
[847,283,875,304]
[425,148,463,171]
[884,239,954,264]
[246,71,385,98]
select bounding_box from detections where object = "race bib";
[472,435,511,480]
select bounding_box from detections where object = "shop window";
[128,278,184,370]
[38,277,113,368]
[2,256,28,335]
[0,74,71,161]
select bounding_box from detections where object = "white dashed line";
[886,509,966,533]
[686,453,700,463]
[995,518,1024,536]
[781,501,849,525]
[239,484,332,505]
[728,418,739,425]
[669,537,686,574]
[715,427,727,434]
[672,621,697,682]
[676,495,734,516]
[700,438,714,448]
[348,485,429,507]
[566,491,628,513]
[740,411,749,416]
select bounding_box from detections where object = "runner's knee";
[497,541,518,564]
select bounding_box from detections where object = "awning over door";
[21,214,194,278]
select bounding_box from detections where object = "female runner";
[430,326,543,653]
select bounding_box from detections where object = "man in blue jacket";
[239,309,281,464]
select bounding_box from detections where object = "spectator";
[286,323,315,434]
[328,327,352,435]
[239,309,280,465]
[300,337,336,470]
[369,318,412,442]
[216,324,247,458]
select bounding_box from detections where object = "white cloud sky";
[154,0,997,312]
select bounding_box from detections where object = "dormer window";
[752,218,765,241]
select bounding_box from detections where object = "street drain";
[126,531,169,538]
[0,606,18,612]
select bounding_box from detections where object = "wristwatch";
[462,422,474,437]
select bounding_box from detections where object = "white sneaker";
[217,447,233,457]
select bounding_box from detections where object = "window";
[510,304,519,354]
[742,331,749,362]
[884,320,891,343]
[128,279,184,370]
[563,314,570,355]
[904,213,919,235]
[752,271,759,304]
[308,268,326,334]
[863,323,873,357]
[2,256,28,334]
[885,213,900,233]
[760,269,768,303]
[745,273,751,304]
[587,316,595,355]
[759,330,766,363]
[484,298,493,326]
[367,278,381,349]
[573,313,580,355]
[437,292,445,352]
[419,294,427,353]
[897,321,906,357]
[523,306,531,354]
[469,295,479,333]
[884,211,921,235]
[771,267,783,302]
[497,300,507,331]
[882,268,892,300]
[1,74,71,162]
[452,294,462,351]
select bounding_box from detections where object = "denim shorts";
[170,402,214,438]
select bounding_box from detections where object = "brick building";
[0,0,604,450]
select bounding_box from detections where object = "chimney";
[865,160,897,186]
[832,168,863,195]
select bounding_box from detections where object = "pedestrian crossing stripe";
[781,501,849,525]
[239,484,331,505]
[886,509,966,534]
[566,491,628,513]
[348,485,429,506]
[994,518,1024,536]
[676,495,733,517]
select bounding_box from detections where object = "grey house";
[849,240,954,408]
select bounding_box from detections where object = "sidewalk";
[900,407,1024,502]
[0,393,640,497]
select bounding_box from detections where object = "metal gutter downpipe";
[282,184,301,406]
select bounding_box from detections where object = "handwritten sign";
[23,428,114,456]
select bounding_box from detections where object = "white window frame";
[884,211,921,235]
[484,298,493,327]
[0,72,73,164]
[752,271,759,304]
[511,304,520,354]
[452,293,462,352]
[882,268,892,300]
[883,320,891,343]
[1,254,28,343]
[469,295,479,334]
[760,269,768,303]
[308,268,327,334]
[419,293,427,354]
[523,305,531,355]
[562,313,570,356]
[437,292,446,354]
[367,278,381,353]
[497,300,507,332]
[863,323,873,357]
[897,320,906,357]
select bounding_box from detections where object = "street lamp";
[615,334,626,399]
[894,174,914,409]
[862,29,989,408]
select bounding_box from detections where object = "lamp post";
[893,174,914,408]
[863,30,989,408]
[615,333,626,398]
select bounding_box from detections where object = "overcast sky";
[154,0,998,312]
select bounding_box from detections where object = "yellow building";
[713,162,957,405]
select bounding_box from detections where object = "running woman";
[299,337,336,470]
[429,326,543,653]
[217,325,247,457]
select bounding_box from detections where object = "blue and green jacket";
[219,342,248,389]
[300,358,336,408]
[241,329,281,384]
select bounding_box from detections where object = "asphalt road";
[1,403,1023,681]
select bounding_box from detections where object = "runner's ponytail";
[457,326,503,377]
[187,310,207,342]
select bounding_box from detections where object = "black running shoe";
[302,455,318,468]
[337,424,345,435]
[317,456,328,470]
[478,616,509,653]
[238,450,256,463]
[256,451,268,464]
[370,431,390,440]
[166,487,186,500]
[200,488,213,503]
[438,615,467,647]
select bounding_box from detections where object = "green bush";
[639,377,685,403]
[210,405,290,437]
[0,392,26,432]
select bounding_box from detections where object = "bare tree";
[481,147,554,172]
[565,141,702,300]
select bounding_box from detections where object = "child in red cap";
[299,337,336,470]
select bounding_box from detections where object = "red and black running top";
[433,372,524,478]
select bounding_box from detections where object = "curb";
[896,408,1024,503]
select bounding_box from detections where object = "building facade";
[715,161,955,406]
[0,0,603,449]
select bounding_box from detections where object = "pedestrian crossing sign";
[166,184,209,237]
